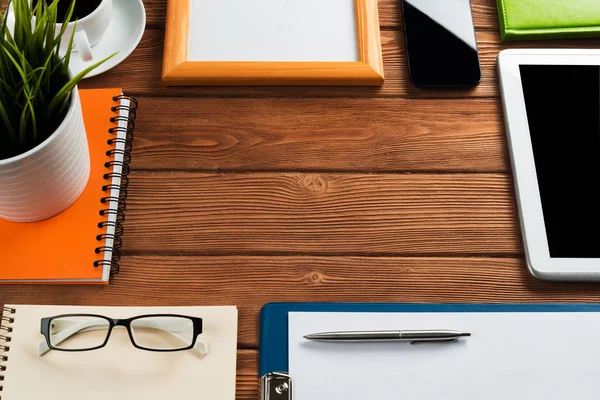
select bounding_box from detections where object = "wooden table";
[3,1,600,398]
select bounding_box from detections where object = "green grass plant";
[0,0,114,160]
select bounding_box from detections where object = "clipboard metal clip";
[261,372,293,400]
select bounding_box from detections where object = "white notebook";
[0,305,238,399]
[289,311,600,400]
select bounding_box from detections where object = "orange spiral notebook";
[0,89,137,284]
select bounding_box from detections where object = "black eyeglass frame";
[40,313,203,352]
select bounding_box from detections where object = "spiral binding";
[0,307,15,398]
[94,95,138,276]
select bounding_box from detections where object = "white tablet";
[498,49,600,281]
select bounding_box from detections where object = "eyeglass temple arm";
[37,319,208,356]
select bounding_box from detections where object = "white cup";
[58,0,113,62]
[8,0,114,62]
[26,0,113,62]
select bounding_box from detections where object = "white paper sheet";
[289,312,600,400]
[187,0,358,62]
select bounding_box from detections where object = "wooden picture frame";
[162,0,384,86]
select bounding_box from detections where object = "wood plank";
[236,350,259,400]
[0,0,500,32]
[81,30,600,99]
[1,0,499,31]
[130,97,507,172]
[144,0,500,30]
[5,256,600,349]
[121,172,521,255]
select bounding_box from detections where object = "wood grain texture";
[236,350,259,400]
[5,256,600,349]
[131,97,508,172]
[143,0,501,31]
[121,172,522,255]
[80,30,600,98]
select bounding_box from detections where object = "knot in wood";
[300,174,327,193]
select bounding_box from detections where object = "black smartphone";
[402,0,481,88]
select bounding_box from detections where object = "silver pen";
[303,330,471,343]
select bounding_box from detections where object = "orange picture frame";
[162,0,384,86]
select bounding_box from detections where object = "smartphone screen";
[402,0,481,88]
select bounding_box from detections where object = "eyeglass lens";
[131,316,194,350]
[50,316,110,350]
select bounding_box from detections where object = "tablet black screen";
[520,65,600,258]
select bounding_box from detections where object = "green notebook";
[497,0,600,40]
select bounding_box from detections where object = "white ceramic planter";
[0,86,90,222]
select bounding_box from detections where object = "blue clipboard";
[259,302,600,396]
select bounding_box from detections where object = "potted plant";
[0,0,113,222]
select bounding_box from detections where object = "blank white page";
[289,312,600,400]
[187,0,358,62]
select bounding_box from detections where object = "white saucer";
[72,0,146,78]
[5,0,146,78]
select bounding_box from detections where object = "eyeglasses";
[38,314,207,356]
